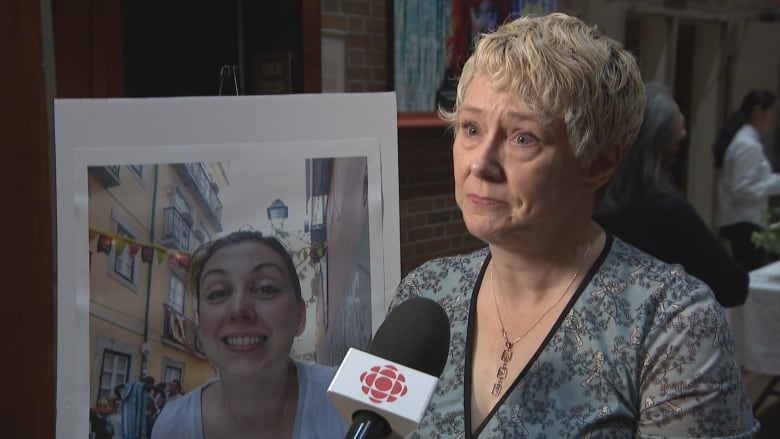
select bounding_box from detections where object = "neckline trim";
[463,235,612,437]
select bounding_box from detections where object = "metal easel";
[218,64,241,96]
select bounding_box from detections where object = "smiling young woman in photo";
[151,230,347,439]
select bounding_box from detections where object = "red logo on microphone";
[360,364,408,403]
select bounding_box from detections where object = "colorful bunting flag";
[114,237,127,255]
[155,247,166,264]
[88,226,191,266]
[97,234,113,254]
[141,246,154,264]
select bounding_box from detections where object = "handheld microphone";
[328,296,451,439]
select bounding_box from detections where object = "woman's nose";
[470,140,503,181]
[229,291,257,321]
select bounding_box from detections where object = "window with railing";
[172,187,191,218]
[172,162,223,225]
[161,206,191,251]
[162,304,206,359]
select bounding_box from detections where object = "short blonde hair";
[440,13,645,164]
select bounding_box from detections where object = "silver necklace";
[222,364,292,439]
[490,243,590,396]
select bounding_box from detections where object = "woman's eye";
[460,122,478,137]
[511,133,536,146]
[205,289,229,301]
[253,284,282,295]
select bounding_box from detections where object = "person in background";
[89,399,114,439]
[392,13,758,437]
[151,231,347,439]
[152,383,166,413]
[714,89,779,271]
[164,380,183,403]
[172,379,184,395]
[106,397,123,439]
[119,380,155,439]
[595,82,749,307]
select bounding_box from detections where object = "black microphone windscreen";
[368,297,450,378]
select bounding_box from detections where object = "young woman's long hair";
[713,89,776,169]
[595,82,680,216]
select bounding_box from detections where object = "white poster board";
[54,93,400,439]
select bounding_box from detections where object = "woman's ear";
[583,143,623,192]
[295,299,306,336]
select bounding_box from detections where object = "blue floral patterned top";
[391,235,759,438]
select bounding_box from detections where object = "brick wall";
[322,0,486,276]
[321,0,389,92]
[398,126,485,274]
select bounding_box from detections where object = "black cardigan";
[595,193,749,307]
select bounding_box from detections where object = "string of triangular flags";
[88,226,190,267]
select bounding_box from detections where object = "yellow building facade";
[87,162,226,405]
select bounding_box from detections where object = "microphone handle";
[345,410,392,439]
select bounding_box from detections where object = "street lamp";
[267,198,289,230]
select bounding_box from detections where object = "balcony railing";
[162,304,206,359]
[172,163,223,230]
[160,206,192,252]
[88,165,121,188]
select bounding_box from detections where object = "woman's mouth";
[222,335,267,347]
[468,194,501,206]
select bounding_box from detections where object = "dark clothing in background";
[595,193,749,307]
[720,222,767,272]
[89,410,114,439]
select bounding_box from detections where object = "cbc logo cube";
[359,364,408,403]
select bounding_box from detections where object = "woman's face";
[754,103,778,133]
[470,0,500,36]
[196,241,304,377]
[453,74,588,246]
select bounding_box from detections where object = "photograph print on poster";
[83,145,381,436]
[55,93,399,439]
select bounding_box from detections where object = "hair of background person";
[440,13,645,166]
[712,89,777,169]
[185,230,303,314]
[445,0,512,75]
[595,82,680,216]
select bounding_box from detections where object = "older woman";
[393,13,758,438]
[595,83,748,308]
[151,231,347,439]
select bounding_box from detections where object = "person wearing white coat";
[715,89,779,270]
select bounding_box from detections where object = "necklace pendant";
[502,348,512,362]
